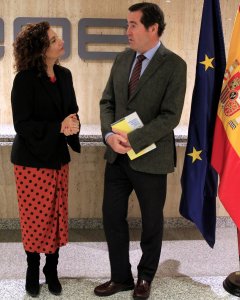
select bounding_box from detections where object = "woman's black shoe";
[43,266,62,295]
[43,248,62,295]
[25,251,40,297]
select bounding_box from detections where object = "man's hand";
[106,131,132,154]
[112,129,131,147]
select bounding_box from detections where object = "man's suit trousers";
[102,154,167,283]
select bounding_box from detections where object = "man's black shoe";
[94,280,134,296]
[133,279,151,299]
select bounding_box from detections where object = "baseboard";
[0,216,234,230]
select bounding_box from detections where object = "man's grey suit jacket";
[100,44,187,174]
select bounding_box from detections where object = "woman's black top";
[11,64,80,170]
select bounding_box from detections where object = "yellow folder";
[111,112,156,160]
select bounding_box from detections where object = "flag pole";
[237,228,240,269]
[223,228,240,296]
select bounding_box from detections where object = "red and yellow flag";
[212,6,240,228]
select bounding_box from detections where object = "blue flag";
[179,0,226,248]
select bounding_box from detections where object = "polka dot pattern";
[14,164,69,254]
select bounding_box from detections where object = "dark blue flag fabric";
[179,0,226,248]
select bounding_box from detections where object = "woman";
[11,22,80,297]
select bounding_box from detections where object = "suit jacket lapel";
[40,72,62,113]
[54,66,68,115]
[128,44,167,103]
[119,51,136,103]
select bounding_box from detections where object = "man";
[94,2,187,299]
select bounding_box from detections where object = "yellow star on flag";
[200,54,214,71]
[187,147,202,163]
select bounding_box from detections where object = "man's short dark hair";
[128,2,166,37]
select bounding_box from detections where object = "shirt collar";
[136,41,161,61]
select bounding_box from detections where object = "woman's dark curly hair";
[13,21,51,74]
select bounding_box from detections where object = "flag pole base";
[223,272,240,297]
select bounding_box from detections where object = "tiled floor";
[0,227,239,299]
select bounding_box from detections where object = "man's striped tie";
[128,54,146,98]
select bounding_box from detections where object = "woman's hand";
[61,114,80,136]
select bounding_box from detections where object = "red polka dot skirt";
[14,164,69,254]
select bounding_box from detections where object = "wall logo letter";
[78,18,128,60]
